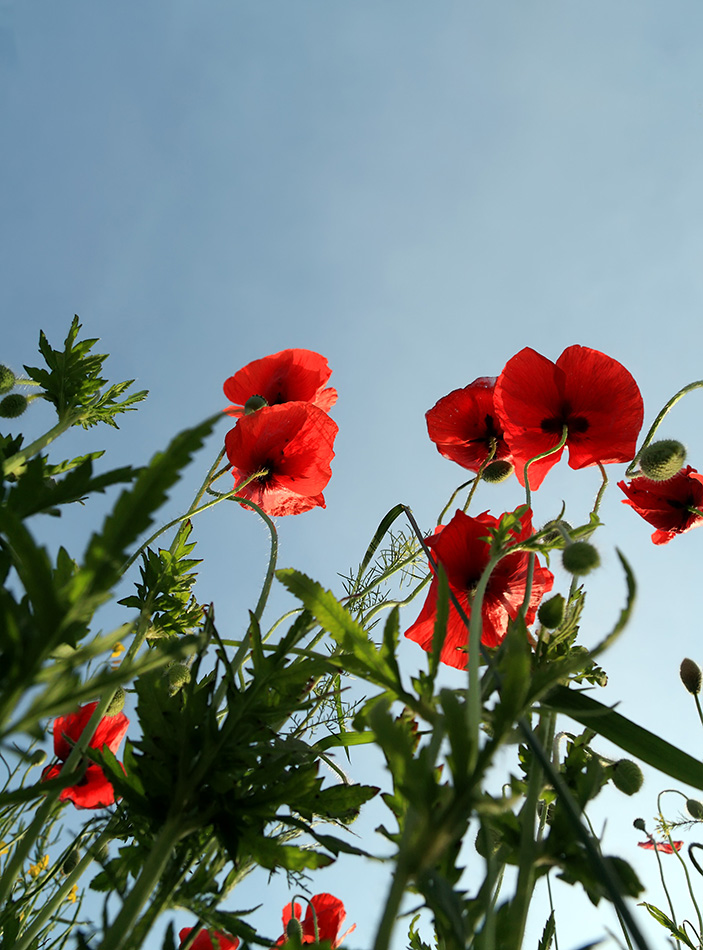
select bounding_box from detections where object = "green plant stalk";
[523,426,568,508]
[372,853,412,950]
[466,555,501,772]
[97,815,185,950]
[1,410,86,478]
[626,379,703,477]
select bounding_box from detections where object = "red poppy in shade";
[426,377,513,473]
[638,840,683,854]
[494,346,644,490]
[618,466,703,545]
[225,402,338,517]
[405,508,554,669]
[41,702,129,809]
[179,928,239,950]
[223,349,337,418]
[276,893,354,948]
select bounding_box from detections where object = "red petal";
[304,894,347,945]
[223,349,336,416]
[179,929,240,950]
[638,840,683,853]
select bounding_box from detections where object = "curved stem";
[523,426,569,508]
[2,410,85,478]
[626,380,703,477]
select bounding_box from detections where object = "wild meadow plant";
[2,319,703,949]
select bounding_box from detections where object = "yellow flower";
[67,884,79,903]
[111,642,125,659]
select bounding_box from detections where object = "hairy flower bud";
[286,916,303,942]
[244,394,269,414]
[541,520,573,546]
[639,440,687,481]
[481,460,514,484]
[538,593,565,629]
[167,662,192,695]
[105,687,126,717]
[61,847,80,875]
[687,799,703,820]
[611,759,644,796]
[680,658,702,695]
[0,394,27,418]
[0,365,16,395]
[633,817,646,832]
[562,541,600,576]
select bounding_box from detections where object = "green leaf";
[640,902,697,948]
[542,685,703,788]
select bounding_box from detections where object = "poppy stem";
[626,379,703,478]
[522,426,568,507]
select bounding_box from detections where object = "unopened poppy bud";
[62,847,80,875]
[0,365,15,394]
[541,520,573,545]
[680,658,702,695]
[29,749,47,767]
[167,662,191,695]
[639,440,687,481]
[286,916,303,941]
[633,818,646,831]
[562,541,600,576]
[244,394,268,414]
[0,394,27,418]
[611,759,644,796]
[481,460,514,484]
[538,593,565,629]
[687,799,703,820]
[475,825,501,857]
[105,687,126,716]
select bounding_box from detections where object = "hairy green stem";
[1,410,85,478]
[626,380,703,477]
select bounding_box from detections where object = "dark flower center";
[469,413,501,446]
[541,401,589,435]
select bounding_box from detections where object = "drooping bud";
[105,687,126,717]
[680,658,702,695]
[687,799,703,820]
[611,759,644,796]
[0,394,27,418]
[639,440,687,481]
[538,593,565,629]
[633,817,646,831]
[62,847,80,875]
[0,365,16,394]
[286,914,303,942]
[244,394,268,414]
[541,520,573,546]
[562,541,600,576]
[28,749,47,767]
[167,662,191,695]
[481,460,514,484]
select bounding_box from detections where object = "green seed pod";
[105,687,126,716]
[244,394,268,414]
[680,658,702,695]
[0,365,16,394]
[633,817,646,832]
[0,394,27,418]
[687,799,703,820]
[639,440,687,481]
[62,847,80,875]
[538,594,565,629]
[481,460,514,484]
[167,662,192,695]
[562,542,600,576]
[611,759,644,796]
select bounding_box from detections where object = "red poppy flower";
[223,349,337,418]
[618,466,703,545]
[179,928,240,950]
[426,377,513,472]
[224,402,338,517]
[41,702,129,809]
[404,508,554,669]
[276,893,354,947]
[638,840,683,854]
[494,346,643,489]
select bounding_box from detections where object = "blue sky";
[3,2,703,948]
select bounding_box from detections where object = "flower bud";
[611,759,644,796]
[105,687,126,716]
[541,520,573,545]
[0,394,27,418]
[538,593,565,629]
[481,460,514,484]
[28,749,47,767]
[286,916,303,942]
[244,394,268,414]
[680,658,702,695]
[167,662,191,695]
[687,799,703,820]
[0,365,16,395]
[62,847,80,875]
[633,818,646,831]
[639,440,687,481]
[562,541,600,576]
